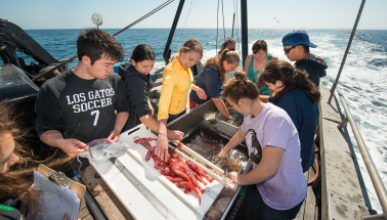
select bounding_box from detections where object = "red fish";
[185,160,214,183]
[176,181,201,205]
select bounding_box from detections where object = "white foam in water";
[292,33,386,213]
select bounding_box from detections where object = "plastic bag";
[79,138,131,161]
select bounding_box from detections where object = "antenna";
[92,13,103,29]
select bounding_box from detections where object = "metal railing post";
[328,0,366,103]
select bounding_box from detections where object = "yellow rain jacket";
[157,55,193,121]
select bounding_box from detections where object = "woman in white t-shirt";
[218,70,307,219]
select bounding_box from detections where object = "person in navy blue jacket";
[189,49,240,118]
[257,60,321,172]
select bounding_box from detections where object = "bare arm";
[212,97,230,119]
[40,130,86,157]
[259,95,270,103]
[155,119,169,161]
[243,55,252,73]
[228,146,284,184]
[107,111,129,141]
[218,129,245,158]
[191,85,207,100]
[140,115,183,141]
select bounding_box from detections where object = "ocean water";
[12,28,387,213]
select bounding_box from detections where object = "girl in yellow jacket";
[156,39,207,161]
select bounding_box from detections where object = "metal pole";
[163,0,185,65]
[337,87,387,219]
[328,0,366,103]
[240,0,248,67]
[231,13,235,38]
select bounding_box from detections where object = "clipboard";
[30,165,86,220]
[37,164,86,200]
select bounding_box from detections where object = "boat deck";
[78,199,95,220]
[295,160,320,220]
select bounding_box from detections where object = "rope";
[307,148,320,186]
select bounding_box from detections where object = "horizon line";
[24,27,387,31]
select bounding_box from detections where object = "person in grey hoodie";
[282,30,328,87]
[119,44,183,148]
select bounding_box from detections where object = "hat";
[282,30,317,48]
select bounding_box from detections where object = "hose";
[307,148,320,186]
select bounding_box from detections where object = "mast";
[163,0,186,65]
[240,0,248,67]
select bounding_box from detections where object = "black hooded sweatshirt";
[119,64,151,132]
[295,54,328,87]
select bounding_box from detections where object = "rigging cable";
[32,0,175,81]
[175,0,198,48]
[216,0,220,55]
[221,0,225,40]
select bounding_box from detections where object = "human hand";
[217,149,228,159]
[107,129,120,142]
[193,86,207,100]
[227,171,240,183]
[155,134,170,161]
[167,129,184,141]
[57,138,86,158]
[225,115,233,121]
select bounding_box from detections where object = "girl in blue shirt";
[258,60,321,172]
[189,49,240,119]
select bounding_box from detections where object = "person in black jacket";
[119,44,183,145]
[282,30,328,87]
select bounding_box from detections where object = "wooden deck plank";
[78,199,93,220]
[81,166,134,220]
[78,199,90,219]
[304,167,317,220]
[294,170,309,220]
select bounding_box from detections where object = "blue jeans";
[167,110,186,123]
[247,185,304,220]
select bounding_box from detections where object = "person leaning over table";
[257,60,320,172]
[189,49,240,118]
[217,70,306,219]
[35,29,129,158]
[119,44,183,150]
[156,39,207,162]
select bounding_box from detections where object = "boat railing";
[328,0,387,219]
[333,86,387,220]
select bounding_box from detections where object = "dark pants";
[247,185,304,220]
[167,110,186,123]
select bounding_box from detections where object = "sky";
[0,0,386,30]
